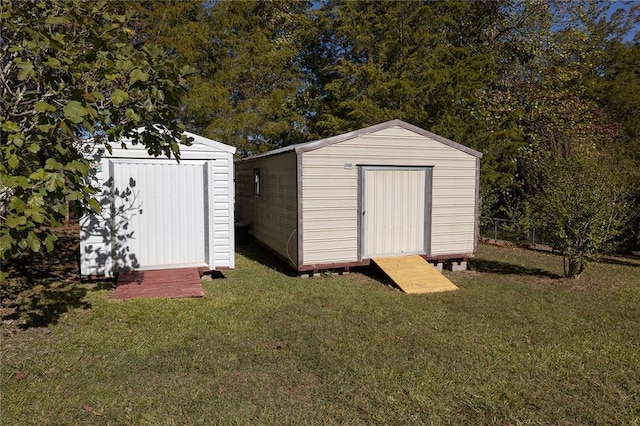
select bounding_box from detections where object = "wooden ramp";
[372,255,458,294]
[114,268,204,300]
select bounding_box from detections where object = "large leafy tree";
[302,1,507,137]
[135,0,309,156]
[0,0,193,262]
[480,1,639,275]
[202,0,309,154]
[300,0,538,214]
[596,39,640,249]
[532,143,635,278]
[514,84,635,278]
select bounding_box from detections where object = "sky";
[608,0,639,42]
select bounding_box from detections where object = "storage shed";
[80,132,236,277]
[235,119,482,274]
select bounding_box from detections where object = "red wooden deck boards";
[114,267,204,300]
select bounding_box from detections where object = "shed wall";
[80,141,235,277]
[235,152,298,267]
[209,151,235,268]
[301,126,477,265]
[80,157,112,276]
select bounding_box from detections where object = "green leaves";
[2,121,20,132]
[130,68,149,85]
[25,208,46,224]
[44,15,68,25]
[110,89,129,106]
[16,61,34,81]
[116,59,134,71]
[125,108,141,123]
[7,155,19,169]
[45,173,65,192]
[35,101,56,113]
[63,100,88,123]
[88,197,102,214]
[44,158,63,170]
[1,0,191,261]
[44,57,62,69]
[25,233,41,252]
[6,215,27,229]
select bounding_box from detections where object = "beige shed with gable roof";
[235,119,482,274]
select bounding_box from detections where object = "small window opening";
[253,168,261,197]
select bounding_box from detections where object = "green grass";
[2,243,639,425]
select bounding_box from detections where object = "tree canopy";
[132,0,310,155]
[0,0,193,262]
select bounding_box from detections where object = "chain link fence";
[479,217,548,246]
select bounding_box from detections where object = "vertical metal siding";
[361,168,426,258]
[79,157,111,276]
[211,154,234,268]
[110,161,206,270]
[80,141,235,277]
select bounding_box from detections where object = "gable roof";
[183,131,237,154]
[113,131,236,155]
[82,128,236,161]
[241,119,482,160]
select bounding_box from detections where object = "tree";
[513,4,637,275]
[299,0,531,215]
[134,0,310,156]
[512,76,634,279]
[596,41,640,249]
[0,0,193,263]
[531,143,636,278]
[302,1,508,137]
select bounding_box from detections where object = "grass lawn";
[2,238,639,425]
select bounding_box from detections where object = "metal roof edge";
[396,120,483,159]
[237,119,482,161]
[235,144,297,162]
[294,119,405,154]
[82,128,236,158]
[184,131,236,154]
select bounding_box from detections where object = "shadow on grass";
[595,255,640,268]
[350,264,402,291]
[235,240,401,292]
[234,241,299,277]
[2,225,115,329]
[469,258,562,279]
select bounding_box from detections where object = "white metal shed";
[80,132,236,277]
[235,119,482,274]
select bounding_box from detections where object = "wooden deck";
[372,255,459,294]
[114,268,204,300]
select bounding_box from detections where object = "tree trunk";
[65,199,70,227]
[565,256,585,279]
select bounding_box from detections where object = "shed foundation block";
[431,262,443,272]
[449,261,468,272]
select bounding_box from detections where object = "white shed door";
[361,167,431,259]
[111,160,207,271]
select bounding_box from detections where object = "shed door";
[360,167,431,259]
[110,159,208,271]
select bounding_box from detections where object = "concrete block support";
[450,261,468,272]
